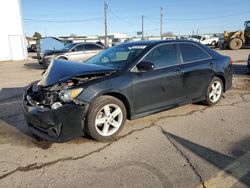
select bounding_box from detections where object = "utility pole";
[160,7,163,39]
[142,15,144,40]
[104,0,108,47]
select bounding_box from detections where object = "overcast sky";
[21,0,250,37]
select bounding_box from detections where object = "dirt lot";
[0,49,250,188]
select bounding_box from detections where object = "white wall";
[0,0,27,61]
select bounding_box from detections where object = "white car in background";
[200,34,219,46]
[188,35,201,42]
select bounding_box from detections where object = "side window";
[179,43,211,63]
[85,44,103,50]
[143,44,178,69]
[73,45,85,51]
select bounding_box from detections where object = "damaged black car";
[22,40,233,142]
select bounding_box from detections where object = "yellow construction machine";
[223,21,250,50]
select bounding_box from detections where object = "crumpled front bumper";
[22,83,89,142]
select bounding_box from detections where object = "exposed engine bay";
[26,73,111,109]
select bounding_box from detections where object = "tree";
[162,32,174,37]
[33,32,42,39]
[70,34,77,38]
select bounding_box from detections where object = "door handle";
[209,62,214,67]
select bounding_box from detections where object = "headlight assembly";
[59,88,83,102]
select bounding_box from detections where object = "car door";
[177,43,214,101]
[67,44,86,61]
[83,44,104,61]
[132,43,184,114]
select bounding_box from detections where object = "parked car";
[200,34,219,46]
[22,40,233,142]
[27,44,37,52]
[248,54,250,71]
[39,42,105,68]
[188,35,201,42]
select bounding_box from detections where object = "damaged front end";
[22,60,117,142]
[22,82,89,142]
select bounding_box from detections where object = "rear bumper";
[22,84,89,142]
[247,54,250,68]
[225,64,233,91]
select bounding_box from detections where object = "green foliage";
[33,32,42,39]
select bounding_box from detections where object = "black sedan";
[22,40,233,142]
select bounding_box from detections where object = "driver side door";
[132,43,184,115]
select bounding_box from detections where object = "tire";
[86,96,127,141]
[211,41,216,46]
[229,38,243,50]
[204,77,223,106]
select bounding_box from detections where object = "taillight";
[229,58,233,64]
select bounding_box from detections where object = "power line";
[165,11,250,21]
[23,17,102,23]
[108,7,139,24]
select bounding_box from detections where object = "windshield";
[84,43,148,69]
[62,43,76,51]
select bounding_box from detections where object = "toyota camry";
[22,40,233,142]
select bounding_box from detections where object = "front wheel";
[211,41,216,46]
[229,38,243,50]
[205,77,223,106]
[86,96,126,141]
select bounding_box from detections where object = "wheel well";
[56,56,68,60]
[215,75,226,92]
[103,92,131,119]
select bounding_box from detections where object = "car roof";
[70,42,101,45]
[120,40,200,46]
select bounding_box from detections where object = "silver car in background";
[39,42,105,68]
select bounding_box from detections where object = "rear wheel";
[86,96,126,141]
[229,38,243,50]
[211,41,216,46]
[205,77,223,106]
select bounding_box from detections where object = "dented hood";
[38,60,117,87]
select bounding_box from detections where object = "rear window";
[179,43,211,63]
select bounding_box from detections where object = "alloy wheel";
[95,104,123,137]
[209,80,222,103]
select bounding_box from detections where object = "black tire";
[204,77,224,106]
[229,38,243,50]
[86,96,126,141]
[211,41,216,46]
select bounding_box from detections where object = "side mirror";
[137,61,155,71]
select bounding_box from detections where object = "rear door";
[132,43,184,114]
[67,44,86,61]
[178,43,214,101]
[83,44,104,61]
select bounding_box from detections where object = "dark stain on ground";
[31,135,53,149]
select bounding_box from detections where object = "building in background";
[0,0,27,61]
